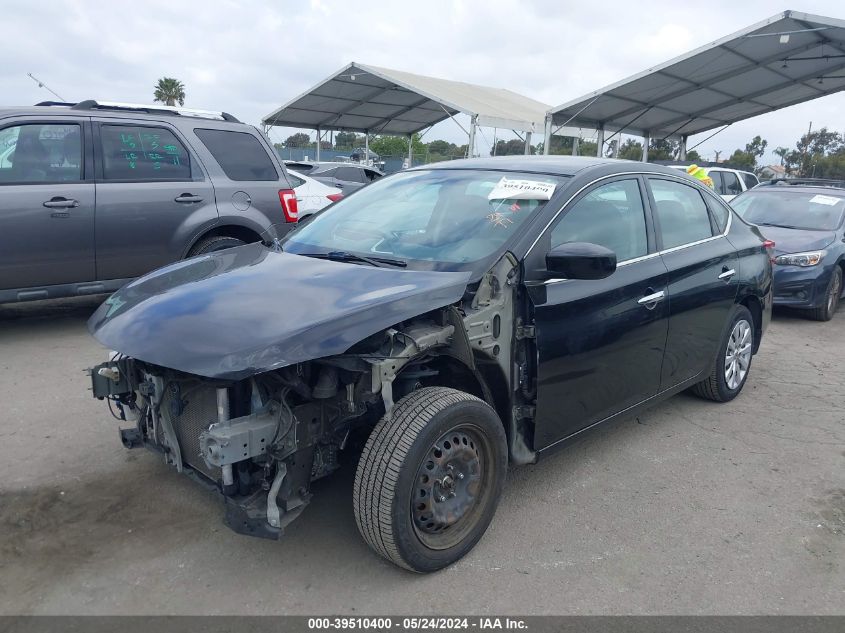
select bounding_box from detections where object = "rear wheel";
[188,235,245,257]
[691,305,754,402]
[809,266,842,322]
[353,387,507,572]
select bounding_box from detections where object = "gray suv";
[0,100,299,304]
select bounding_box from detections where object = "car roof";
[412,155,683,177]
[746,184,845,195]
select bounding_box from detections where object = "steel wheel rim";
[411,423,495,551]
[828,271,841,313]
[724,319,752,390]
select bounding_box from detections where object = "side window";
[194,129,278,181]
[364,169,380,182]
[721,171,743,195]
[0,123,82,184]
[287,173,305,188]
[100,125,190,181]
[316,167,337,178]
[649,178,715,249]
[709,170,725,195]
[705,194,731,233]
[741,172,759,190]
[550,179,648,262]
[337,167,363,182]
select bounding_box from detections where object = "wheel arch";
[739,294,763,354]
[184,224,263,258]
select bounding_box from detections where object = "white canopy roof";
[548,10,845,140]
[262,62,551,135]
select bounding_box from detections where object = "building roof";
[262,62,551,135]
[548,10,845,139]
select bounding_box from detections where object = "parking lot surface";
[0,296,843,615]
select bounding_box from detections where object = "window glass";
[315,167,337,178]
[101,125,190,181]
[705,195,730,233]
[0,123,82,183]
[741,172,759,189]
[337,167,364,182]
[650,179,715,248]
[287,173,305,188]
[721,171,743,195]
[194,129,277,181]
[709,170,724,194]
[550,179,648,262]
[732,190,845,231]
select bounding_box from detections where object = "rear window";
[194,129,277,181]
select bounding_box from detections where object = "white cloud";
[3,0,845,163]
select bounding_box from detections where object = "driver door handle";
[638,290,666,308]
[718,268,736,280]
[174,194,203,203]
[43,197,79,209]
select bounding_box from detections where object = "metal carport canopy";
[262,62,551,136]
[546,10,845,145]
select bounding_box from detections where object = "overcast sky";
[4,0,844,163]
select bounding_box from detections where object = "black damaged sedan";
[89,156,772,572]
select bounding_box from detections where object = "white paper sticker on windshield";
[487,177,556,201]
[810,194,842,206]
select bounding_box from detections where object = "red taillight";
[326,193,343,203]
[763,239,776,249]
[279,189,298,222]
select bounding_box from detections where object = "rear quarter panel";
[726,213,773,340]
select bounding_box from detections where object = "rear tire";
[809,266,842,322]
[691,305,754,402]
[353,387,507,573]
[188,235,245,257]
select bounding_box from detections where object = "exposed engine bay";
[90,253,537,539]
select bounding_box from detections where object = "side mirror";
[545,242,617,280]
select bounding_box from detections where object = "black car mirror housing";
[545,242,617,280]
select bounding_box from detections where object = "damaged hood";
[89,243,471,380]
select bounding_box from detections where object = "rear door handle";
[638,290,666,308]
[174,194,203,203]
[43,197,79,209]
[718,268,736,280]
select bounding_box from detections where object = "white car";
[670,165,759,202]
[286,170,343,220]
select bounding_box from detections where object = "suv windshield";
[733,189,845,231]
[282,169,568,267]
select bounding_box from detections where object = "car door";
[646,177,739,388]
[0,118,95,292]
[526,177,670,449]
[719,171,743,202]
[93,120,217,281]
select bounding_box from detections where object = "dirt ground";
[0,296,842,615]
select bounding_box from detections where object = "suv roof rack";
[63,100,240,122]
[34,101,77,107]
[760,177,845,189]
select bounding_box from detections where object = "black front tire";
[809,266,842,322]
[353,387,507,573]
[691,304,755,402]
[188,235,245,256]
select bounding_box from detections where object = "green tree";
[334,131,362,149]
[618,139,643,160]
[647,138,678,161]
[284,133,310,148]
[153,77,185,107]
[369,133,426,157]
[782,128,844,177]
[491,139,529,155]
[685,149,702,162]
[727,135,768,171]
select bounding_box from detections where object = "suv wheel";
[353,387,507,572]
[691,304,754,402]
[809,266,842,322]
[188,235,245,256]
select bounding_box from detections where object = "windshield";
[282,169,568,268]
[732,189,845,231]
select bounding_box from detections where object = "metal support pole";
[596,125,605,157]
[524,131,532,155]
[679,134,688,161]
[642,133,650,162]
[572,137,579,156]
[543,113,552,155]
[365,132,369,165]
[316,127,321,161]
[467,115,477,158]
[407,134,413,166]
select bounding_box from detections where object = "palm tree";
[153,77,185,107]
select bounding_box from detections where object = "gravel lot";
[0,296,843,615]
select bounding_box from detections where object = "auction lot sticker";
[488,177,556,200]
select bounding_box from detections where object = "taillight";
[763,239,776,262]
[326,193,343,203]
[278,189,298,222]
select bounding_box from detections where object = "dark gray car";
[285,160,383,193]
[0,100,299,304]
